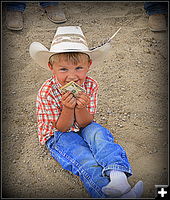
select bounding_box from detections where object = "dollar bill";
[60,81,86,97]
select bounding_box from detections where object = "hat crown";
[56,26,84,36]
[50,26,89,52]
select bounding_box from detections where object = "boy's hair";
[49,52,91,66]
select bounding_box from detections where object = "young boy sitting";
[29,26,143,198]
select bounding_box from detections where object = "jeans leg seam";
[55,146,105,198]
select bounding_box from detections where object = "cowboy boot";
[44,5,67,24]
[148,14,167,32]
[6,10,24,31]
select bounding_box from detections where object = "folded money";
[60,81,86,97]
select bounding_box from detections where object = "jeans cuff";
[39,2,59,8]
[6,6,25,12]
[148,10,168,16]
[102,165,133,178]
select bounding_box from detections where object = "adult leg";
[5,2,25,30]
[46,131,109,198]
[144,2,168,16]
[39,2,67,23]
[144,2,168,32]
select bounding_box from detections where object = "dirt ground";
[2,2,168,199]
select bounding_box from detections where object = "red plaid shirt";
[36,75,99,145]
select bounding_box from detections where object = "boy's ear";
[88,59,92,69]
[48,62,53,70]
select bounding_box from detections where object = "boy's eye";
[76,66,83,70]
[60,68,68,72]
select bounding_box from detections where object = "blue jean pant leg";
[39,2,59,8]
[46,131,109,198]
[144,2,168,16]
[6,2,26,12]
[80,122,133,177]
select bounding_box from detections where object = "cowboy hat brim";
[29,41,112,69]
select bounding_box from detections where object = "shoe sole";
[6,24,23,31]
[47,16,67,24]
[149,27,167,32]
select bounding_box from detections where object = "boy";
[29,26,143,198]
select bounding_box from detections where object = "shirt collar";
[52,76,62,92]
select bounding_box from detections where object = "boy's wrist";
[75,106,86,111]
[63,105,75,111]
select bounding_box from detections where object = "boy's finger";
[62,91,72,99]
[65,94,75,103]
[69,97,77,105]
[77,98,86,106]
[77,94,89,102]
[77,92,86,99]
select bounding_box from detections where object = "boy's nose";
[67,74,78,81]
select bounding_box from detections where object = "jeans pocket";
[46,131,64,150]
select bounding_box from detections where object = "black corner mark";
[155,185,169,199]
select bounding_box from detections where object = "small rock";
[122,118,126,122]
[149,147,158,154]
[121,87,126,91]
[153,147,158,153]
[163,142,167,146]
[144,48,151,54]
[118,124,123,128]
[158,128,164,132]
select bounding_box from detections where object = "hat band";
[50,41,90,53]
[51,39,88,48]
[53,33,86,40]
[52,34,88,46]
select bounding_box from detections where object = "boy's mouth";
[66,80,80,84]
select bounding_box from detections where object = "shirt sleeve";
[36,93,61,145]
[86,81,99,115]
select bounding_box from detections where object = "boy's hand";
[76,92,90,109]
[61,91,76,109]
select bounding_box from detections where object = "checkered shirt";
[36,75,99,145]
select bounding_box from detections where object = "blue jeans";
[144,2,168,16]
[6,2,58,12]
[46,122,132,198]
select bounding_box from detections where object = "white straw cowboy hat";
[29,26,121,69]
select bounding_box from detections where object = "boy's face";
[48,55,92,86]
